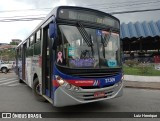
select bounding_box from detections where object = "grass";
[123,65,160,76]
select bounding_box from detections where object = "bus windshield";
[57,24,121,68]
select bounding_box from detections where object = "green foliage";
[0,49,15,61]
[125,60,139,67]
[136,64,150,74]
[10,42,18,45]
[123,64,160,76]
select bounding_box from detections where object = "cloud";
[0,0,160,43]
[0,0,48,43]
[0,0,34,11]
[0,20,41,43]
[0,0,78,43]
[15,0,53,8]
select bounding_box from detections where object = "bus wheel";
[33,78,46,102]
[19,79,23,83]
[17,68,23,83]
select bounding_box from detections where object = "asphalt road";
[0,72,160,121]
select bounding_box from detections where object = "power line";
[0,0,158,13]
[0,8,160,22]
[0,17,44,22]
[86,0,158,7]
[111,8,160,14]
[96,0,160,10]
[86,0,144,6]
[103,4,160,12]
[0,0,158,15]
[0,8,51,13]
[0,14,46,19]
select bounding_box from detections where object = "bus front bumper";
[53,81,123,107]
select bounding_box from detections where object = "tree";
[10,42,18,45]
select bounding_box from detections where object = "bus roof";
[17,6,119,48]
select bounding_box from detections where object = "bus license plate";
[94,91,105,98]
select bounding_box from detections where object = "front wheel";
[33,78,46,102]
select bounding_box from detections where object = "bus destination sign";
[58,8,119,28]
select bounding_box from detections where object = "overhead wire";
[85,0,159,7]
[93,0,160,10]
[105,3,160,12]
[86,0,143,6]
[111,8,160,15]
[0,8,160,22]
[0,0,158,13]
[0,17,44,22]
[0,8,51,13]
[0,0,160,22]
[0,14,47,19]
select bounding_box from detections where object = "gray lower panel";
[54,82,123,107]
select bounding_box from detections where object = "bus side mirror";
[49,23,57,38]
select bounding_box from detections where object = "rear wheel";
[1,67,7,74]
[18,68,23,83]
[19,79,23,83]
[33,78,46,102]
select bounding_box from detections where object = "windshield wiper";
[77,22,94,57]
[101,29,112,58]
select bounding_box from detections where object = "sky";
[0,0,160,43]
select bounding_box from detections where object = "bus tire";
[33,78,46,102]
[19,79,23,83]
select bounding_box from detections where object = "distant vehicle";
[155,65,160,70]
[16,6,123,107]
[8,61,16,68]
[0,60,13,73]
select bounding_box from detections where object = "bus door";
[15,49,19,75]
[22,42,27,80]
[42,26,52,98]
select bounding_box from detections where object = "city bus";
[16,6,123,107]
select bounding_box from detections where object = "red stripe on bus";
[38,56,42,67]
[52,80,60,87]
[66,80,94,86]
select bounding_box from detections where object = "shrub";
[125,60,139,67]
[136,63,150,74]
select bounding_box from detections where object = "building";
[120,20,160,51]
[0,45,17,50]
[120,20,160,63]
[11,39,22,45]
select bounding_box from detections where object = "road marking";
[0,78,18,83]
[0,78,6,81]
[0,77,26,87]
[0,80,18,86]
[8,83,20,86]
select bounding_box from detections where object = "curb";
[124,80,160,90]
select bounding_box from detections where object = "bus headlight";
[55,75,65,85]
[115,80,122,87]
[55,75,80,91]
[57,79,65,85]
[74,86,79,91]
[66,84,72,90]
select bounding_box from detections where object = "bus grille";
[56,64,122,78]
[80,84,114,89]
[71,72,119,78]
[71,85,116,101]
